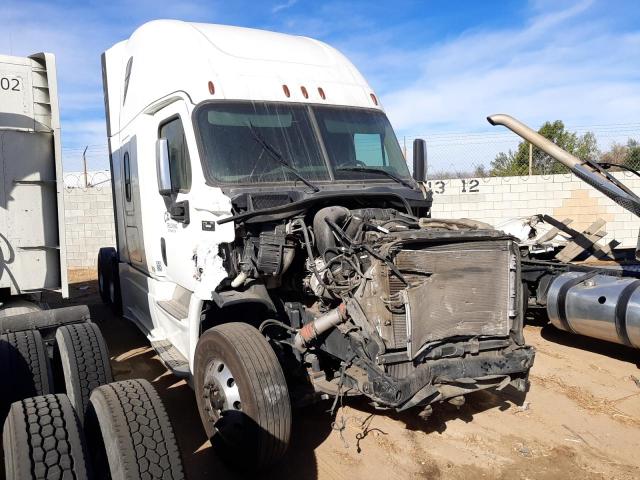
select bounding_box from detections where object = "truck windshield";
[312,106,411,182]
[195,102,411,185]
[196,102,329,184]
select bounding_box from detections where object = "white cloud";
[369,2,640,135]
[2,0,638,174]
[331,1,640,172]
[272,0,298,14]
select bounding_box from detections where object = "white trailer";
[99,20,534,469]
[0,51,185,480]
[0,52,68,302]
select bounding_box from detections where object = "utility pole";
[82,146,88,188]
[528,142,533,176]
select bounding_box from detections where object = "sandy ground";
[34,280,640,479]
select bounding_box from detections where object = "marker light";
[370,93,378,105]
[282,84,291,97]
[318,87,326,99]
[301,86,309,99]
[208,81,215,95]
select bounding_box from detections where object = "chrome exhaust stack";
[488,114,640,259]
[487,114,640,218]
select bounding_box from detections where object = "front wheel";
[194,322,291,470]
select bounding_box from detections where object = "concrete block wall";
[64,184,115,270]
[61,170,640,275]
[428,172,640,248]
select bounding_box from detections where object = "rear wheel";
[2,394,91,479]
[109,255,122,315]
[86,379,184,480]
[56,322,113,423]
[194,322,292,469]
[0,330,52,419]
[98,247,115,304]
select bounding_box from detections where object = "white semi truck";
[1,53,184,480]
[98,20,535,469]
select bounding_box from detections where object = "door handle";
[169,200,190,224]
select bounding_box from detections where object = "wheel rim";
[98,271,104,294]
[109,281,115,304]
[202,359,244,441]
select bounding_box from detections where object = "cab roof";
[103,20,382,136]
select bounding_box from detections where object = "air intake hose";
[313,206,351,258]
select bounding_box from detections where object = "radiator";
[389,240,517,358]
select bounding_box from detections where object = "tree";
[599,139,640,170]
[490,120,600,176]
[626,139,640,169]
[600,141,628,165]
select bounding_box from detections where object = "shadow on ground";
[53,280,333,480]
[524,307,639,368]
[35,278,630,479]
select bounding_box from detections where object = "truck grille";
[390,240,516,358]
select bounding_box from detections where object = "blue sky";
[1,0,639,172]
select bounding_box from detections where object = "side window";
[123,152,131,202]
[159,117,192,193]
[354,133,386,167]
[123,57,133,105]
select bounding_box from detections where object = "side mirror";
[156,138,172,195]
[413,138,427,182]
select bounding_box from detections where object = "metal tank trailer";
[489,114,640,350]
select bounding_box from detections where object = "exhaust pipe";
[487,114,640,219]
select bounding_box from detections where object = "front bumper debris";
[343,345,535,411]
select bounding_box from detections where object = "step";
[156,284,191,320]
[157,299,189,320]
[150,340,190,378]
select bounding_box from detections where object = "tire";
[109,255,122,315]
[86,379,184,480]
[0,330,52,419]
[194,322,292,469]
[56,322,113,423]
[2,394,91,479]
[98,247,115,304]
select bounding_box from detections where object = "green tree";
[626,139,640,169]
[490,120,599,176]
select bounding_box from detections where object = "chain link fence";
[61,123,640,182]
[400,123,640,179]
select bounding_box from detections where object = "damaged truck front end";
[216,203,535,412]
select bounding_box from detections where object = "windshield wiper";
[247,124,320,192]
[336,166,417,190]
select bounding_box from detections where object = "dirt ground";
[45,279,640,479]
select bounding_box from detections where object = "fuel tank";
[547,271,640,348]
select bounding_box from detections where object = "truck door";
[155,102,195,290]
[121,136,145,268]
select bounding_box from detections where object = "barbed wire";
[63,171,111,190]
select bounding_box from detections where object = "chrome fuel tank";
[547,271,640,348]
